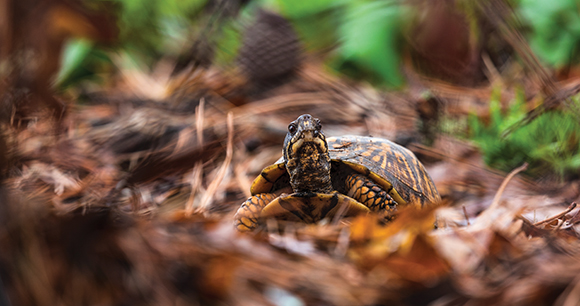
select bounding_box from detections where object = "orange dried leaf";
[383,235,450,284]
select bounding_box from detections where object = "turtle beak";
[292,130,326,153]
[292,138,304,153]
[313,136,326,152]
[303,130,315,141]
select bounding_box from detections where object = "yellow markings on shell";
[381,154,388,169]
[372,154,381,163]
[361,151,372,157]
[400,151,418,191]
[421,167,434,199]
[339,158,408,205]
[367,172,392,190]
[393,152,406,180]
[388,189,406,205]
[341,161,371,178]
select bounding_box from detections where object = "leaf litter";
[2,3,580,306]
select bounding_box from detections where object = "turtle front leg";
[234,193,278,231]
[345,173,398,213]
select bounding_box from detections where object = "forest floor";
[2,55,580,306]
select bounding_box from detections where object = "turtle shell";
[325,135,440,205]
[251,135,440,208]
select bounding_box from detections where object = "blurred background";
[2,0,580,305]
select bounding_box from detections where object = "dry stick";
[553,219,565,231]
[462,205,471,226]
[533,202,577,227]
[196,98,205,146]
[233,93,332,119]
[489,162,529,211]
[482,52,502,86]
[185,100,206,215]
[479,0,555,95]
[331,200,351,226]
[234,163,252,198]
[479,0,580,136]
[567,209,580,226]
[196,112,234,213]
[333,226,351,258]
[408,143,504,173]
[409,143,539,190]
[185,164,203,215]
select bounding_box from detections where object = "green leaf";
[337,0,406,87]
[277,0,346,17]
[518,0,580,67]
[55,39,94,86]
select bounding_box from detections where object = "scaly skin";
[234,193,277,232]
[345,173,397,213]
[283,114,333,194]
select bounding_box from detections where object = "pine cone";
[237,10,301,83]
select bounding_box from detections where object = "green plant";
[56,0,208,88]
[273,0,407,87]
[467,91,580,179]
[517,0,580,68]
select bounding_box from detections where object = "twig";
[482,52,502,86]
[196,112,234,213]
[233,93,332,119]
[234,163,252,198]
[462,205,470,226]
[567,208,580,226]
[408,143,538,189]
[533,202,577,227]
[333,226,350,258]
[331,198,352,226]
[489,162,528,210]
[184,163,203,215]
[553,219,565,231]
[196,98,205,147]
[185,100,207,215]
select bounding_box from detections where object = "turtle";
[234,114,440,231]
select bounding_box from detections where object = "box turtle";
[235,114,440,231]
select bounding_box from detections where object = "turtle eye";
[313,130,319,137]
[315,119,322,130]
[288,123,297,134]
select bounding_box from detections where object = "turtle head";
[283,114,332,193]
[283,114,328,160]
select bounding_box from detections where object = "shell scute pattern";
[326,135,439,205]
